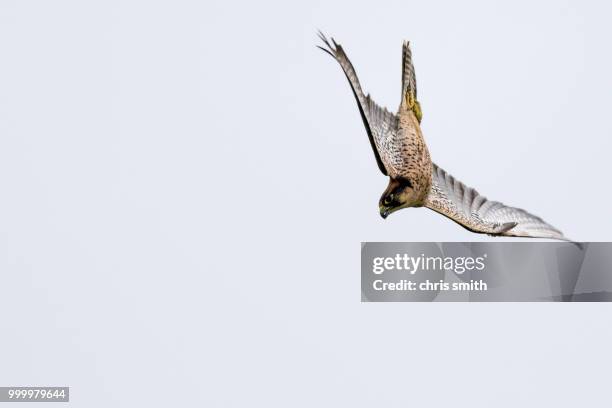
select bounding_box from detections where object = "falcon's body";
[392,99,432,206]
[318,32,567,240]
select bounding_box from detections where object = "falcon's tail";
[401,41,421,122]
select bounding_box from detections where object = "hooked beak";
[379,206,390,219]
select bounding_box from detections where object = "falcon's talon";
[413,100,423,123]
[406,91,416,109]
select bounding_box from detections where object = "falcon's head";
[379,177,419,219]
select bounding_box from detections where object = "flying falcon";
[317,32,567,240]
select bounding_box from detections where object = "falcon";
[318,32,567,240]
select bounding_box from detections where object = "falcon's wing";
[425,163,567,240]
[317,32,397,176]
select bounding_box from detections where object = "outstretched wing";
[425,163,567,240]
[317,32,398,176]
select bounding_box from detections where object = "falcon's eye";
[384,195,393,205]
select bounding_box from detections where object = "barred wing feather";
[425,163,566,240]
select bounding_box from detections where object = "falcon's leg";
[405,91,422,123]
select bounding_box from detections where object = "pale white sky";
[0,0,611,406]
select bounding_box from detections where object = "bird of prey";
[317,32,567,240]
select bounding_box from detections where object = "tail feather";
[401,41,422,122]
[401,41,417,103]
